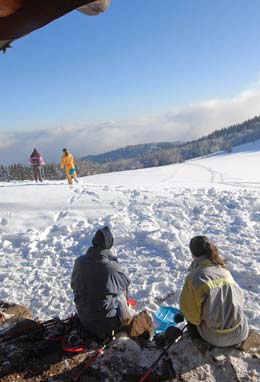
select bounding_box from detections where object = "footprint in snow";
[54,210,68,222]
[84,190,99,197]
[1,218,8,225]
[69,196,76,204]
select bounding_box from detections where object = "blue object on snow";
[153,306,182,334]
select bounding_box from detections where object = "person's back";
[180,236,249,347]
[71,227,130,338]
[30,156,41,166]
[60,152,74,168]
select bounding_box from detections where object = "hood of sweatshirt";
[92,226,114,250]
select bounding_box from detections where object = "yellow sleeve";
[60,156,65,169]
[69,154,74,168]
[180,273,203,325]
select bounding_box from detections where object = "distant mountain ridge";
[1,115,260,181]
[82,142,182,163]
[79,115,260,170]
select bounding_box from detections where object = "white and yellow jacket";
[180,256,249,346]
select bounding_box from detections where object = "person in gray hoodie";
[71,226,130,339]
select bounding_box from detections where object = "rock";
[0,303,259,382]
[210,347,227,362]
[213,354,227,362]
[80,377,99,382]
[0,361,12,375]
[241,329,260,352]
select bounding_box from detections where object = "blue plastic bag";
[153,306,182,334]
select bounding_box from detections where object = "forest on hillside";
[1,115,260,181]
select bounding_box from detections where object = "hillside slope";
[80,115,260,173]
[0,139,259,381]
[0,140,259,329]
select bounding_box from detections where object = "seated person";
[180,235,249,347]
[71,226,130,339]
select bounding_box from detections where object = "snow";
[0,140,259,331]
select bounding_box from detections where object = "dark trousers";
[76,305,121,341]
[187,322,202,340]
[32,166,43,182]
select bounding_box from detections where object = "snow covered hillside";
[0,140,259,330]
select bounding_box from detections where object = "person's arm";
[179,273,203,326]
[71,257,87,306]
[39,156,45,165]
[71,258,80,292]
[69,155,75,168]
[108,266,131,296]
[60,156,64,169]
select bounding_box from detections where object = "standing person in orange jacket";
[60,148,79,185]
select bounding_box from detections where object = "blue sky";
[1,0,260,162]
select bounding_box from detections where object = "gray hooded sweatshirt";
[71,227,130,338]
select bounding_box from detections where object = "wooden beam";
[0,0,23,17]
[0,0,97,40]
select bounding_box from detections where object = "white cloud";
[0,133,16,150]
[0,85,260,164]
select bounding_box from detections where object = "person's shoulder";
[187,263,209,285]
[107,252,119,263]
[74,253,89,266]
[107,257,124,273]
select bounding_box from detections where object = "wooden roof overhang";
[0,0,99,52]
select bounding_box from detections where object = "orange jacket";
[60,152,75,169]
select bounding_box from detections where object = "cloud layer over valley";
[1,85,260,164]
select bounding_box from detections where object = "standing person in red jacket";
[28,148,45,183]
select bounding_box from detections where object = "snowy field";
[0,140,259,330]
